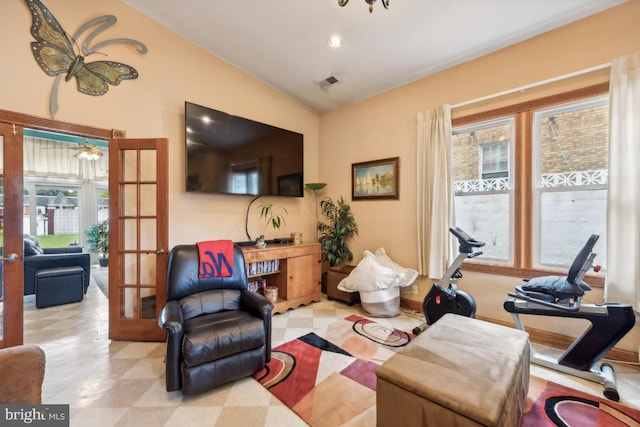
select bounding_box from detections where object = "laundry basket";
[359,287,401,318]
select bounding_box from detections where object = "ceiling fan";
[40,140,105,160]
[73,142,104,160]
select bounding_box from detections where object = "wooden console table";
[241,242,321,314]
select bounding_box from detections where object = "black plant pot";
[321,271,328,294]
[98,257,109,267]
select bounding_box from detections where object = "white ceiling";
[123,0,625,114]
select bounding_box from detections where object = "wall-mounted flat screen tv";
[185,101,304,197]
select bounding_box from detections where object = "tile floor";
[22,272,640,427]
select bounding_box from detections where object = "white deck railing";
[454,177,509,193]
[539,169,608,188]
[454,170,607,193]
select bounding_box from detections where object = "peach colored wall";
[319,0,640,353]
[2,0,639,353]
[0,0,320,246]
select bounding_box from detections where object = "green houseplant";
[254,202,287,247]
[245,196,288,245]
[259,202,287,233]
[85,219,109,267]
[318,197,358,267]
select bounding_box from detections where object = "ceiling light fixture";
[339,0,389,14]
[74,142,104,161]
[327,35,343,48]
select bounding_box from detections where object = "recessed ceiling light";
[327,35,343,48]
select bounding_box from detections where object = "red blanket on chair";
[197,240,234,278]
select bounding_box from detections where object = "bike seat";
[520,275,590,300]
[514,286,556,302]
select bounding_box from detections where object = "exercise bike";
[503,234,636,401]
[413,227,484,335]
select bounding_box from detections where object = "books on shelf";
[247,278,267,294]
[246,260,281,295]
[246,259,280,277]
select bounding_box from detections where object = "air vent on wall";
[318,75,341,91]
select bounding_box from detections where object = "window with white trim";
[452,118,514,262]
[533,95,608,270]
[480,141,509,179]
[451,86,609,280]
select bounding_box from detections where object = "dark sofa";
[0,235,91,297]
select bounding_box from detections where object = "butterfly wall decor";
[24,0,148,118]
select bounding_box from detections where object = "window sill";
[461,261,604,288]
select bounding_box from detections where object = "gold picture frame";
[352,157,399,200]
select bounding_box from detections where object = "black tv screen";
[185,102,304,197]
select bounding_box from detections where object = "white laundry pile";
[338,248,418,317]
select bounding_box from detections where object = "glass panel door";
[0,122,25,347]
[1,139,4,342]
[109,138,167,341]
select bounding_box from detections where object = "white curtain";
[23,136,108,180]
[416,105,453,278]
[606,51,640,311]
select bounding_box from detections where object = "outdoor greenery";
[0,232,78,249]
[37,234,78,248]
[318,197,358,267]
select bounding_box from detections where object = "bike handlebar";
[450,227,485,253]
[433,227,484,289]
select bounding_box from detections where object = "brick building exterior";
[452,103,609,183]
[451,99,609,267]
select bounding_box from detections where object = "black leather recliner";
[158,244,273,395]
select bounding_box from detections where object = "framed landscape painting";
[352,157,399,200]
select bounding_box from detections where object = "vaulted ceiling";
[124,0,626,114]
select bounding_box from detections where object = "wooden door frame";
[0,109,118,346]
[108,138,168,341]
[0,110,118,141]
[0,122,24,347]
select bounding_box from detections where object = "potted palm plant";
[85,219,109,267]
[318,197,358,267]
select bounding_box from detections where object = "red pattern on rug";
[258,335,322,409]
[256,315,640,426]
[522,376,640,426]
[254,315,412,426]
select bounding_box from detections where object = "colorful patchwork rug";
[255,315,640,426]
[253,314,412,426]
